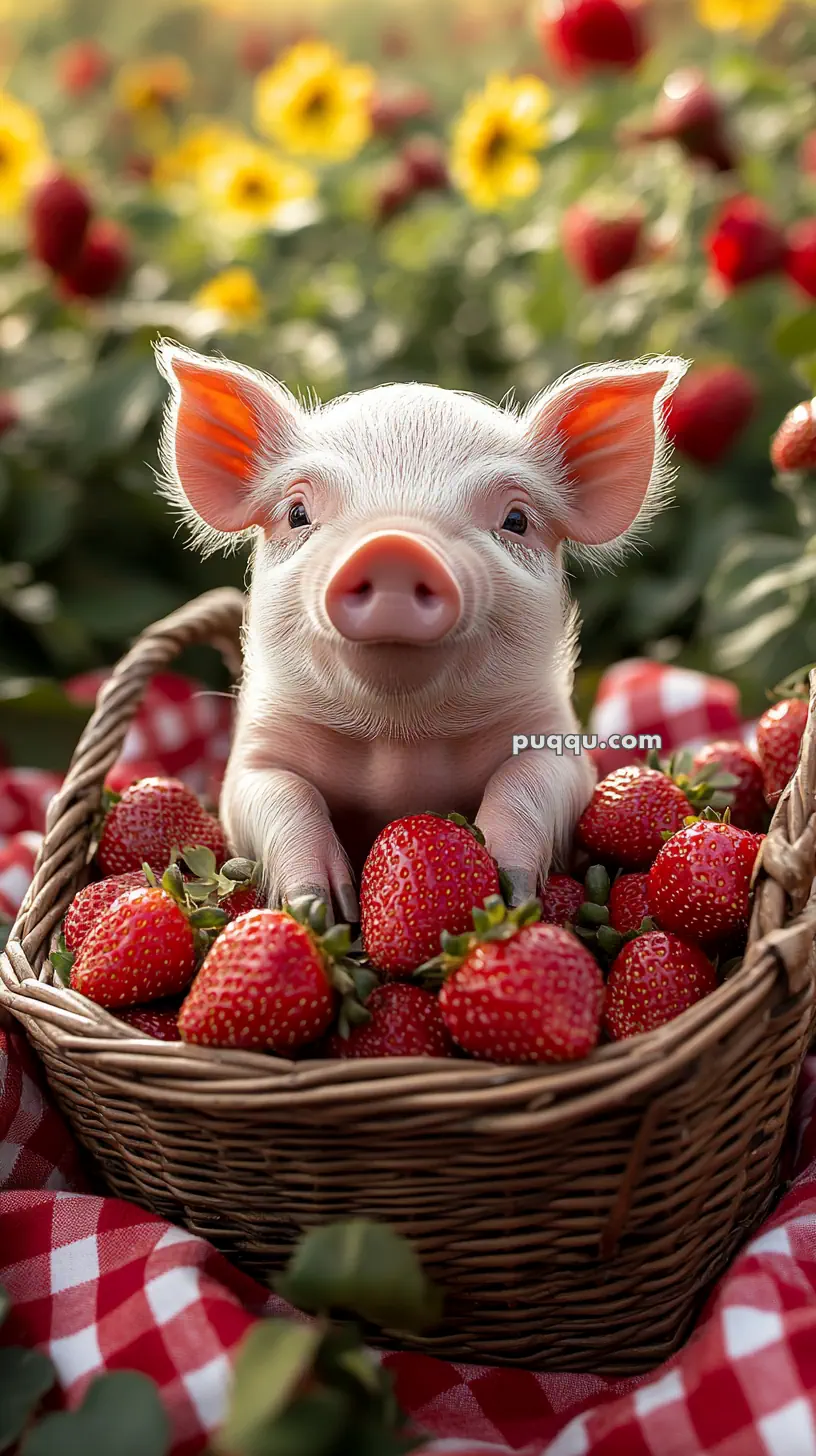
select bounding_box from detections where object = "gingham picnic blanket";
[1,659,815,1456]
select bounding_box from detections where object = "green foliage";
[3,0,816,748]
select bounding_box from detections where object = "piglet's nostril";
[352,580,372,598]
[415,583,434,602]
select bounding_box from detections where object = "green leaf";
[22,1372,168,1456]
[214,1321,323,1456]
[180,847,218,880]
[275,1221,443,1335]
[0,1347,55,1451]
[59,350,165,468]
[773,309,816,360]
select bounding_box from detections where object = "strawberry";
[561,205,643,286]
[96,777,227,878]
[370,86,433,136]
[71,887,198,1008]
[648,820,761,945]
[175,848,265,920]
[0,395,19,437]
[691,741,766,831]
[435,898,604,1064]
[604,931,717,1040]
[179,898,367,1052]
[59,218,130,300]
[625,68,735,171]
[785,219,816,300]
[771,399,816,473]
[105,758,167,794]
[576,765,691,870]
[28,173,92,273]
[539,0,648,76]
[326,983,453,1059]
[57,40,110,95]
[664,365,757,466]
[401,136,448,191]
[360,813,500,976]
[756,698,809,803]
[63,870,146,951]
[117,1006,181,1040]
[608,873,653,935]
[540,874,585,927]
[705,196,787,289]
[237,27,276,73]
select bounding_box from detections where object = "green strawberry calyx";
[282,894,379,1040]
[644,747,739,813]
[414,894,542,986]
[768,663,816,702]
[568,864,656,964]
[175,846,262,906]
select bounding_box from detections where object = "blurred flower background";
[2,0,816,767]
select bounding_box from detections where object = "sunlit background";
[1,0,816,767]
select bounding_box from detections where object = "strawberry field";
[1,0,816,760]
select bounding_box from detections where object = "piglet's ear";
[156,343,299,534]
[524,358,688,546]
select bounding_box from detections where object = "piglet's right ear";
[155,343,299,533]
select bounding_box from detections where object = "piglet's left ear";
[524,358,688,545]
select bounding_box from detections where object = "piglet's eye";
[501,508,528,536]
[288,502,311,529]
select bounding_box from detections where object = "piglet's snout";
[323,531,462,644]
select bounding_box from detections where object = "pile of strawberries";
[54,688,808,1067]
[27,170,130,301]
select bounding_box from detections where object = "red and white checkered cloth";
[1,657,812,1456]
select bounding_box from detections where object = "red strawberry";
[771,399,816,473]
[577,765,691,870]
[648,820,760,945]
[59,219,130,300]
[540,874,585,927]
[439,917,604,1064]
[401,136,448,191]
[72,887,197,1008]
[627,68,735,171]
[785,219,816,300]
[561,205,643,286]
[220,883,265,920]
[691,740,766,830]
[237,28,276,73]
[539,0,647,76]
[64,870,146,951]
[96,776,227,878]
[664,365,757,466]
[179,903,349,1052]
[705,196,787,288]
[105,758,167,794]
[360,813,500,976]
[57,40,110,95]
[326,983,453,1059]
[29,173,92,273]
[117,1006,181,1040]
[375,160,415,223]
[756,698,809,804]
[604,931,717,1040]
[0,395,19,437]
[608,873,653,934]
[370,86,432,136]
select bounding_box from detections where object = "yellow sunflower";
[695,0,785,29]
[198,140,316,230]
[153,119,250,188]
[450,74,551,212]
[115,55,192,114]
[0,91,49,216]
[194,267,264,326]
[253,40,375,163]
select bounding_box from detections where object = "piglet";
[155,345,687,917]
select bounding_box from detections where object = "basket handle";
[5,586,246,978]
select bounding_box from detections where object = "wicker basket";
[3,586,816,1376]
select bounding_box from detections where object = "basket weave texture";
[3,586,816,1375]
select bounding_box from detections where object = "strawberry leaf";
[275,1220,443,1335]
[0,1346,56,1451]
[179,847,217,879]
[212,1321,324,1456]
[51,935,74,987]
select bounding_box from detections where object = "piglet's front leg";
[475,749,596,906]
[219,764,357,924]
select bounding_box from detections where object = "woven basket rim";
[2,586,816,1125]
